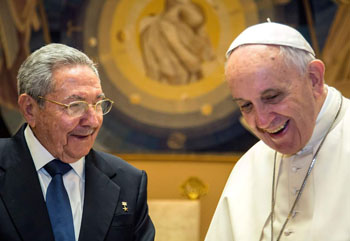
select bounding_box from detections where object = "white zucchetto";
[226,21,315,58]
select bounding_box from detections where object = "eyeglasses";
[38,96,114,117]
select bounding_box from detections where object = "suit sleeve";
[134,171,155,241]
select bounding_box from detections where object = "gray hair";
[17,43,99,105]
[278,45,315,74]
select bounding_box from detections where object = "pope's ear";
[307,59,325,96]
[18,94,40,128]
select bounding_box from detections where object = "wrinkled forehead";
[225,45,283,74]
[225,45,297,98]
[51,65,102,94]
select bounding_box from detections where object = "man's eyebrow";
[97,93,105,99]
[66,93,106,100]
[67,94,84,100]
[232,97,245,102]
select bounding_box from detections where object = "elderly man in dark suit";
[0,43,155,241]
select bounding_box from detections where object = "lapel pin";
[122,201,128,212]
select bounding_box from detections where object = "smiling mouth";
[72,135,90,139]
[264,120,289,134]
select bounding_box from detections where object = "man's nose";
[254,105,271,129]
[81,106,101,127]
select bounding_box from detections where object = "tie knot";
[44,159,72,177]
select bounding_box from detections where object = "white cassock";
[205,86,350,241]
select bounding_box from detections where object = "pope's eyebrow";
[233,88,283,99]
[261,88,278,95]
[232,97,245,102]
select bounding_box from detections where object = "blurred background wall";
[0,0,349,240]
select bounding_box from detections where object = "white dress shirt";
[24,125,85,241]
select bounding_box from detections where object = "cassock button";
[293,188,300,195]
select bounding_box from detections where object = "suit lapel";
[78,151,120,241]
[0,125,54,241]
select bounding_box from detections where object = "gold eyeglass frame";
[38,96,114,116]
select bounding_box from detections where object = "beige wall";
[117,154,241,241]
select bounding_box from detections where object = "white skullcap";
[226,21,315,58]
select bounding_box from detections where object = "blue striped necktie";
[44,159,75,241]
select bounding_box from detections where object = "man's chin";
[69,134,94,142]
[64,148,92,163]
[68,135,95,149]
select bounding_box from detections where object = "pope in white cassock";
[205,21,350,241]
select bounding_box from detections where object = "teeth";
[86,129,94,135]
[265,122,287,134]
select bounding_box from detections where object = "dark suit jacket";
[0,124,155,241]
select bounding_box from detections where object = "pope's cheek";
[283,121,300,144]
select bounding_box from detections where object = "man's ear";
[18,94,40,128]
[307,59,325,96]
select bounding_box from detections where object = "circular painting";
[79,0,259,152]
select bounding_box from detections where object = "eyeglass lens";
[68,100,112,116]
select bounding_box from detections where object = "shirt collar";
[24,125,85,179]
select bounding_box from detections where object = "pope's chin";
[258,127,307,155]
[268,136,308,154]
[259,135,301,155]
[274,134,311,155]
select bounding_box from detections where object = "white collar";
[296,85,342,155]
[24,125,85,179]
